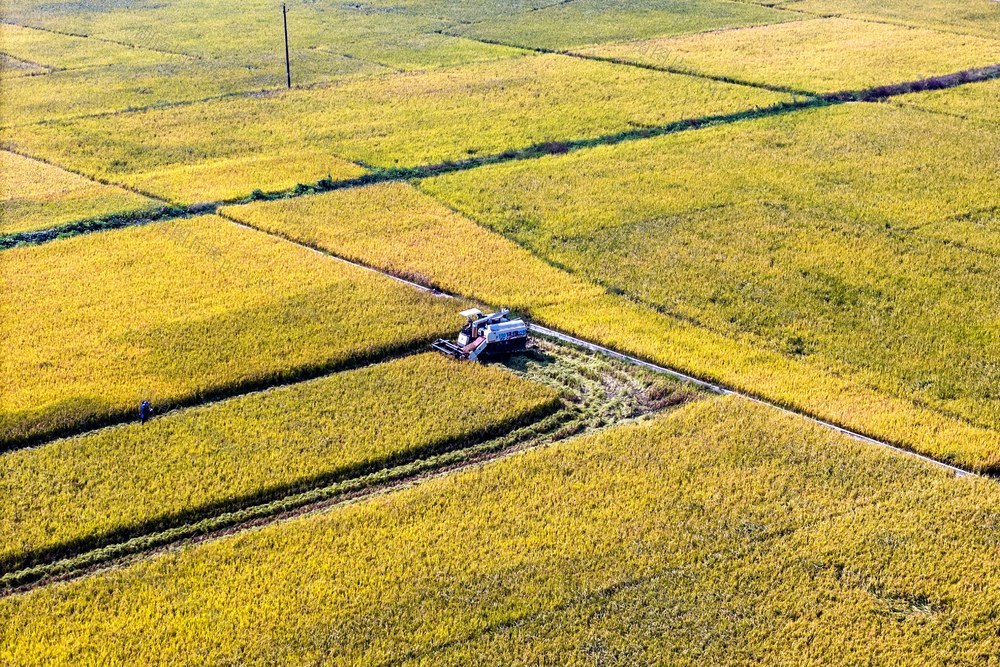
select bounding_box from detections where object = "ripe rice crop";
[0,150,157,234]
[3,397,999,664]
[423,103,1000,435]
[584,17,1000,94]
[0,215,460,447]
[893,77,1000,126]
[0,53,46,77]
[126,150,368,205]
[788,0,1000,39]
[0,57,385,127]
[0,352,559,573]
[0,22,178,70]
[450,0,797,50]
[224,183,1000,472]
[5,53,790,198]
[221,181,607,311]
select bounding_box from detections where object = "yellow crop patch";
[0,215,460,447]
[2,397,997,664]
[0,353,558,573]
[894,76,1000,126]
[125,150,367,205]
[222,181,606,310]
[0,22,180,70]
[0,150,157,234]
[585,17,1000,94]
[786,0,1000,40]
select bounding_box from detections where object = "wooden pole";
[283,3,291,89]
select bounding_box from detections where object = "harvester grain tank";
[432,308,528,360]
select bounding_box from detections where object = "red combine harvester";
[432,308,529,361]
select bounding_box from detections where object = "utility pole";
[282,3,291,89]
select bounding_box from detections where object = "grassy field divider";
[0,353,562,576]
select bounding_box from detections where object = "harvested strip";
[0,215,460,447]
[0,353,559,574]
[2,397,998,664]
[0,150,158,235]
[224,182,1000,472]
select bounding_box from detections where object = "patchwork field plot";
[584,17,1000,94]
[222,182,608,311]
[224,183,1000,472]
[127,150,367,206]
[5,53,790,202]
[894,76,1000,126]
[0,22,182,70]
[0,150,157,234]
[0,215,460,447]
[0,353,558,574]
[3,397,998,665]
[786,0,1000,40]
[450,0,798,50]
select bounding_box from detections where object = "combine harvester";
[432,308,529,361]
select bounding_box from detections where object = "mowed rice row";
[0,215,461,447]
[0,353,560,574]
[2,397,999,665]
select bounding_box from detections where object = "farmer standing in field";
[139,400,153,424]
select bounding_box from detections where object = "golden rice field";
[894,76,1000,126]
[0,22,181,70]
[584,17,1000,93]
[0,150,156,234]
[3,0,999,660]
[0,215,460,446]
[0,353,558,573]
[225,183,1000,472]
[3,397,999,665]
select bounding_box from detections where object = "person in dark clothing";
[139,400,153,424]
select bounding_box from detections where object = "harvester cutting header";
[432,308,529,361]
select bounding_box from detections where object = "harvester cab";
[431,307,529,361]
